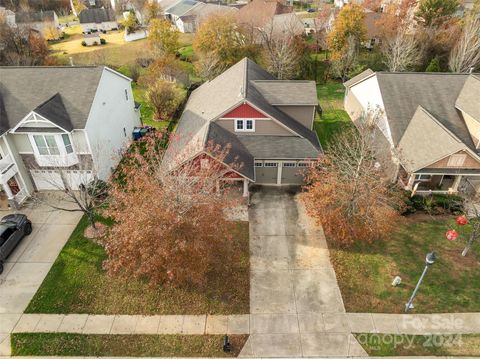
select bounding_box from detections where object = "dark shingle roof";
[251,80,318,105]
[376,72,476,150]
[0,66,104,135]
[206,123,255,180]
[245,62,320,150]
[15,10,56,23]
[165,0,199,16]
[34,93,73,131]
[238,135,320,159]
[79,8,116,23]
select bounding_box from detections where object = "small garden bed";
[355,333,480,356]
[26,216,250,315]
[329,216,480,313]
[11,333,248,357]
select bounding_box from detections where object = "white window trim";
[28,133,78,167]
[415,174,432,182]
[234,119,256,132]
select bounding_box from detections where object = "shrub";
[100,38,106,45]
[403,192,464,215]
[81,40,87,46]
[426,57,441,72]
[93,41,98,46]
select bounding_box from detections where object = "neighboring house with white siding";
[344,69,480,196]
[0,66,140,208]
[79,8,118,33]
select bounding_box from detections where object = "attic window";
[235,119,255,132]
[125,89,128,101]
[447,154,466,167]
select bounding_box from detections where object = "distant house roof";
[79,8,116,23]
[0,66,106,135]
[165,0,200,16]
[15,10,56,23]
[236,0,293,29]
[82,0,106,8]
[180,2,237,21]
[164,58,321,180]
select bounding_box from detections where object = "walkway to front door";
[241,187,366,357]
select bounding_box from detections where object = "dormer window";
[235,119,255,132]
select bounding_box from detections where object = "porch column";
[243,179,249,197]
[452,175,463,192]
[2,182,14,200]
[406,174,415,190]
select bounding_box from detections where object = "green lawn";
[329,217,480,313]
[178,44,194,60]
[314,110,352,149]
[355,333,480,356]
[131,83,169,130]
[26,216,250,315]
[11,333,248,357]
[314,81,351,148]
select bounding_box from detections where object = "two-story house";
[164,58,322,196]
[0,66,140,208]
[344,69,480,195]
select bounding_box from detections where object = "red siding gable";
[222,103,268,119]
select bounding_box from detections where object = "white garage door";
[31,170,93,191]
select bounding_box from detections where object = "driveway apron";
[242,187,366,357]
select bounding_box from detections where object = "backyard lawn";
[356,333,480,356]
[26,216,250,315]
[314,81,352,148]
[131,83,170,130]
[12,333,248,357]
[329,216,480,313]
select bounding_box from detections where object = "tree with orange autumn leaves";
[103,132,241,287]
[302,121,405,246]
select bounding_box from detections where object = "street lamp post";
[405,252,437,313]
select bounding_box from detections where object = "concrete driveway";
[242,187,366,357]
[0,197,82,349]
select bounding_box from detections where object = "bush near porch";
[26,216,250,315]
[329,216,480,313]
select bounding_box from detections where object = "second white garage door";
[31,170,94,191]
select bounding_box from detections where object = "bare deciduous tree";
[256,15,305,79]
[331,35,359,81]
[33,154,109,232]
[302,112,405,246]
[382,26,422,71]
[448,15,480,73]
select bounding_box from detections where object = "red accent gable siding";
[222,104,268,119]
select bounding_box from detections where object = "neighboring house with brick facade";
[0,66,140,207]
[164,58,322,197]
[344,69,480,195]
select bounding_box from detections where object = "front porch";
[405,169,480,196]
[0,154,28,209]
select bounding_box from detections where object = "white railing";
[0,154,14,175]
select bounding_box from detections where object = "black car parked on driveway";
[0,214,32,274]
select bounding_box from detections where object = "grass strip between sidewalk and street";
[11,333,248,357]
[355,333,480,356]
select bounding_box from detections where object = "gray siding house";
[0,66,140,208]
[344,70,480,195]
[164,58,322,196]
